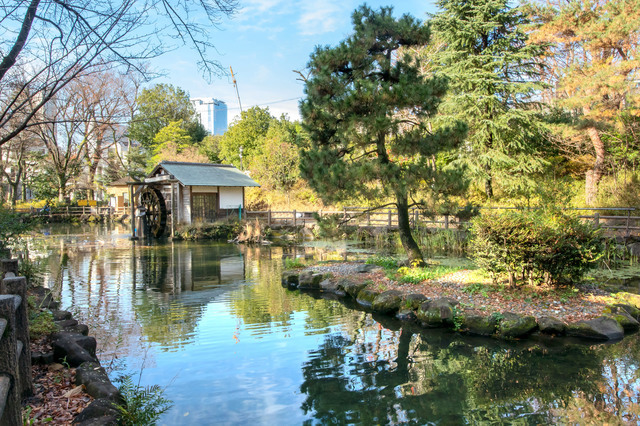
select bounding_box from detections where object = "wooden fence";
[15,205,124,218]
[0,259,32,425]
[245,206,640,235]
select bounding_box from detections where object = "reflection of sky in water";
[24,224,640,424]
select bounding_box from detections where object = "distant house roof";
[148,161,260,187]
[110,176,139,187]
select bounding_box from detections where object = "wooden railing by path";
[0,259,32,425]
[246,206,640,235]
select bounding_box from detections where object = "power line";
[226,97,302,111]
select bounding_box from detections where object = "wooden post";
[267,210,272,226]
[444,214,449,230]
[414,209,419,227]
[367,212,371,227]
[593,212,600,227]
[129,185,137,239]
[388,209,392,227]
[293,210,297,226]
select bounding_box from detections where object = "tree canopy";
[128,84,205,150]
[218,106,272,168]
[300,5,466,265]
[430,0,548,199]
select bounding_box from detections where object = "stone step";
[0,375,10,419]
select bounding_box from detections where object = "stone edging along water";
[281,267,640,343]
[30,286,122,425]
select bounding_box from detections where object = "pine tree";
[526,0,640,205]
[300,5,465,265]
[430,0,547,199]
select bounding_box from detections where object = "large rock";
[537,316,567,335]
[402,294,428,310]
[339,279,368,299]
[281,271,299,289]
[371,290,403,314]
[497,313,538,339]
[51,310,72,321]
[417,298,458,328]
[605,306,640,333]
[51,332,98,366]
[72,398,120,425]
[356,263,382,273]
[628,242,640,257]
[75,362,123,403]
[612,303,640,321]
[356,289,380,308]
[319,279,345,296]
[298,271,324,290]
[462,314,497,336]
[567,317,624,341]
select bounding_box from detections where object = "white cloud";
[298,1,348,36]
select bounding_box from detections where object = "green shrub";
[114,374,173,425]
[28,309,58,339]
[470,208,604,286]
[284,258,306,269]
[365,256,398,270]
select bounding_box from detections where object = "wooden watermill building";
[128,161,260,238]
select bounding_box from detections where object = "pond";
[25,224,640,424]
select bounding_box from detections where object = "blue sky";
[151,1,438,124]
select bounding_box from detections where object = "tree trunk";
[395,192,424,267]
[485,177,493,199]
[585,126,605,206]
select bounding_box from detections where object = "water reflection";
[21,225,640,424]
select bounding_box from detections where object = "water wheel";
[140,187,167,238]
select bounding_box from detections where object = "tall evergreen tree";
[430,0,547,199]
[300,5,465,265]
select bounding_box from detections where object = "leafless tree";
[0,0,239,148]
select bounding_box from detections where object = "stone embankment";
[30,286,123,425]
[282,264,640,342]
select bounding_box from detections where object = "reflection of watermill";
[140,187,167,238]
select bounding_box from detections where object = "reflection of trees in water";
[228,246,351,332]
[300,315,640,424]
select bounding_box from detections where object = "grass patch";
[365,256,398,270]
[284,258,306,269]
[395,264,462,284]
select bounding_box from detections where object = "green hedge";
[470,208,604,286]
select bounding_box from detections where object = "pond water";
[25,224,640,424]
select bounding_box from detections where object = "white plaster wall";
[182,186,192,224]
[219,187,243,209]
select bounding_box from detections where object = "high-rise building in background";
[190,98,228,136]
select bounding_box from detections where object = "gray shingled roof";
[151,162,260,187]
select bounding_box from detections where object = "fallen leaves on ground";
[316,264,612,322]
[23,338,94,425]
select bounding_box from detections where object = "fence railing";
[245,206,640,234]
[15,205,128,217]
[0,259,32,425]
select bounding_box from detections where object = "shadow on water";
[21,225,640,424]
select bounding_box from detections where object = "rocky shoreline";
[282,263,640,342]
[28,286,123,425]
